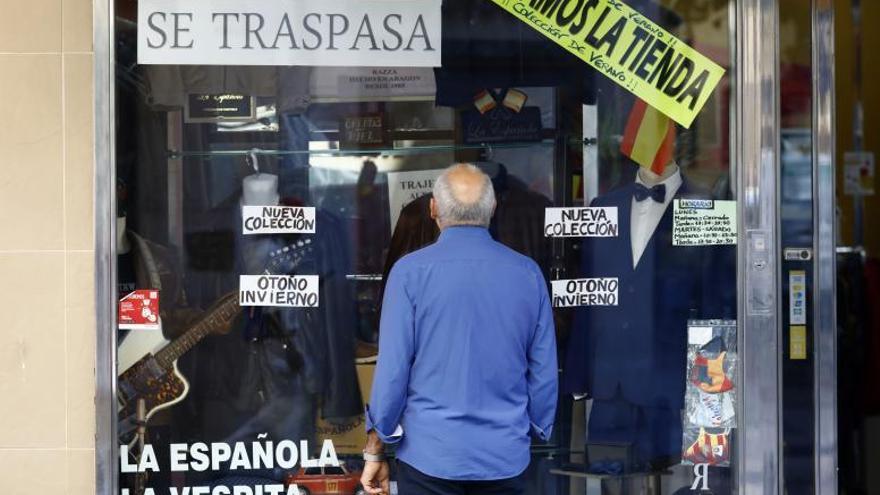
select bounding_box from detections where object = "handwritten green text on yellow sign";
[490,0,726,128]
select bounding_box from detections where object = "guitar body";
[118,326,168,374]
[118,353,189,443]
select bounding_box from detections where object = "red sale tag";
[118,289,161,330]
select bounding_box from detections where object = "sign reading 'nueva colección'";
[137,0,442,67]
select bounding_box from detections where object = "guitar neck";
[150,239,311,369]
[154,296,240,368]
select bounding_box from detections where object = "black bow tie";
[634,183,666,203]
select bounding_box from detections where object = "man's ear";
[429,197,438,220]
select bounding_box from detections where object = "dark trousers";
[397,461,525,495]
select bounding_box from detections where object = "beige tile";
[0,450,67,494]
[66,251,94,311]
[67,306,95,449]
[0,0,61,53]
[0,55,63,251]
[65,251,95,448]
[63,0,93,53]
[64,54,94,250]
[0,253,66,448]
[67,449,95,494]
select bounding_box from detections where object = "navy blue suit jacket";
[562,179,737,411]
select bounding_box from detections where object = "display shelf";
[167,140,556,159]
[346,274,383,281]
[548,467,673,481]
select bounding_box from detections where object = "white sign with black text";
[239,275,319,308]
[138,0,442,67]
[544,207,618,237]
[672,199,737,246]
[386,169,442,231]
[242,206,316,235]
[551,278,619,307]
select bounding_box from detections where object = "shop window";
[114,0,739,493]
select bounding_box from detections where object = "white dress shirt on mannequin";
[630,165,682,267]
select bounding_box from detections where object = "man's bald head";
[431,163,496,229]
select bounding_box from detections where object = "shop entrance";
[779,1,880,494]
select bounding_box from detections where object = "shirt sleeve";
[527,271,559,442]
[365,264,416,444]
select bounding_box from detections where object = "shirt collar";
[438,225,492,242]
[634,164,682,202]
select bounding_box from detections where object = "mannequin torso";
[242,173,280,206]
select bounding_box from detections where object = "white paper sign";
[239,275,319,307]
[551,278,619,307]
[789,270,807,325]
[311,67,436,102]
[386,169,442,230]
[242,206,316,235]
[844,151,875,196]
[137,0,442,67]
[673,199,737,246]
[687,326,714,346]
[544,207,618,237]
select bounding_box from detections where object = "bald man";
[361,164,558,495]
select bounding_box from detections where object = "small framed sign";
[185,94,256,123]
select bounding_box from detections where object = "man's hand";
[360,460,390,495]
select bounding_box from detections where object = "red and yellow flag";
[620,99,676,174]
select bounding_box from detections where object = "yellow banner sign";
[490,0,726,128]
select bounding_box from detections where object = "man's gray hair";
[432,163,496,228]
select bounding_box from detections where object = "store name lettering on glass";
[119,439,338,495]
[341,115,385,147]
[462,106,543,143]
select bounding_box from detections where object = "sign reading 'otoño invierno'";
[490,0,725,128]
[137,0,442,67]
[239,275,320,308]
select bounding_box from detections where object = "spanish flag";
[620,99,676,174]
[473,90,497,115]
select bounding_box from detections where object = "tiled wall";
[0,0,95,492]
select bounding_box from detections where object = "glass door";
[776,0,837,493]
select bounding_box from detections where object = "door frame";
[812,0,838,493]
[737,0,783,492]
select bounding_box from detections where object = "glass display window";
[113,1,742,493]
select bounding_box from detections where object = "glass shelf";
[167,140,558,159]
[346,274,383,281]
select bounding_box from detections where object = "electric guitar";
[117,238,315,445]
[117,291,239,442]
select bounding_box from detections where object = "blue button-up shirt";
[366,226,558,480]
